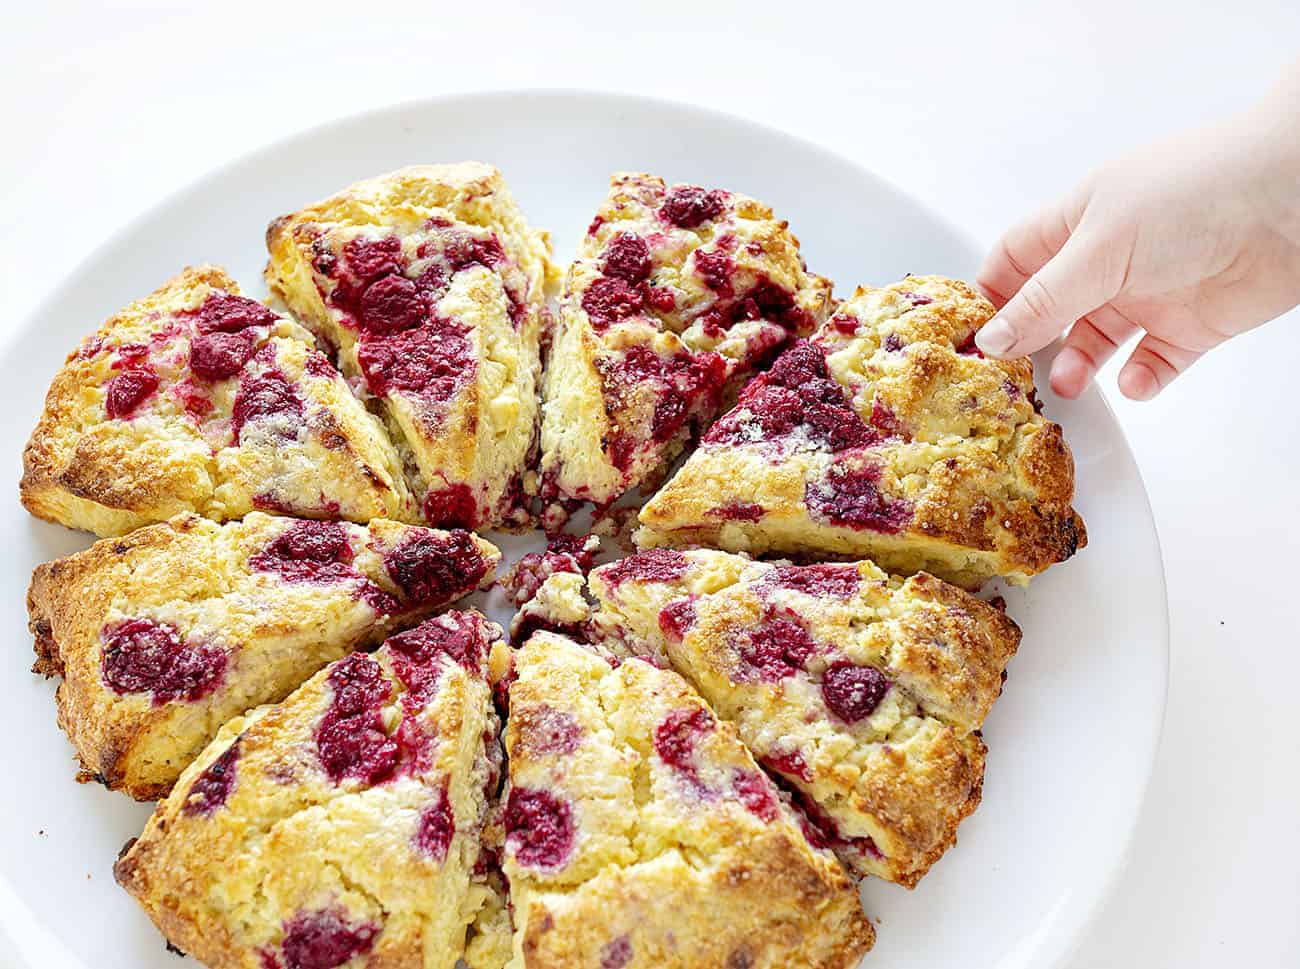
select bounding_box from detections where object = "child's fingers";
[1049,308,1140,399]
[975,207,1073,308]
[1117,335,1203,400]
[975,231,1120,359]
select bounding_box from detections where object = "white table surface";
[4,2,1298,966]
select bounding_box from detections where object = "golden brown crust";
[27,512,499,799]
[116,612,504,969]
[493,632,874,968]
[585,548,1019,886]
[20,266,415,537]
[264,163,559,529]
[637,275,1087,587]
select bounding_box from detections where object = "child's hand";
[975,63,1300,400]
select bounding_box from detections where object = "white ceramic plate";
[0,91,1167,969]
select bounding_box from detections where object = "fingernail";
[1120,363,1159,401]
[975,317,1016,357]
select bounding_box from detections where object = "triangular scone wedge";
[490,630,875,969]
[637,276,1086,587]
[21,266,414,537]
[27,511,499,799]
[584,548,1020,887]
[265,163,559,530]
[115,611,505,969]
[538,173,833,523]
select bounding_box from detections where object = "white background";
[3,2,1298,966]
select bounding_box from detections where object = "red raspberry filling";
[731,769,779,822]
[805,461,912,533]
[390,712,437,778]
[869,398,906,439]
[646,285,677,312]
[794,792,883,860]
[387,614,495,690]
[600,936,634,969]
[582,276,645,331]
[315,652,398,784]
[344,235,405,281]
[413,784,456,863]
[598,344,727,468]
[76,336,106,361]
[657,598,697,641]
[653,706,714,778]
[503,535,599,607]
[182,740,241,817]
[955,331,985,357]
[422,481,478,529]
[508,606,588,649]
[440,230,505,272]
[516,704,583,757]
[762,749,813,783]
[602,232,652,283]
[104,366,160,419]
[696,277,803,340]
[739,278,805,327]
[190,331,257,381]
[763,564,861,599]
[189,292,279,334]
[829,312,859,336]
[303,348,338,379]
[356,319,474,407]
[900,290,933,306]
[821,662,891,723]
[505,786,575,870]
[599,548,688,589]
[659,186,727,228]
[383,529,488,604]
[708,501,764,522]
[250,520,355,584]
[693,246,735,297]
[100,618,227,705]
[273,907,379,969]
[359,274,423,333]
[704,340,877,452]
[883,333,905,352]
[739,615,819,681]
[231,359,305,444]
[173,379,214,420]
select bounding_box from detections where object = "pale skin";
[975,61,1300,400]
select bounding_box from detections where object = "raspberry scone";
[637,276,1086,587]
[115,611,505,969]
[489,630,875,968]
[20,266,414,537]
[538,173,833,524]
[27,511,499,799]
[265,163,558,529]
[585,548,1021,887]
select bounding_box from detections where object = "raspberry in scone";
[500,533,600,644]
[265,163,559,530]
[489,630,874,968]
[115,611,505,969]
[27,511,499,800]
[636,275,1086,586]
[538,173,833,526]
[585,548,1020,887]
[20,265,414,538]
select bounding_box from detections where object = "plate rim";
[0,87,1170,969]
